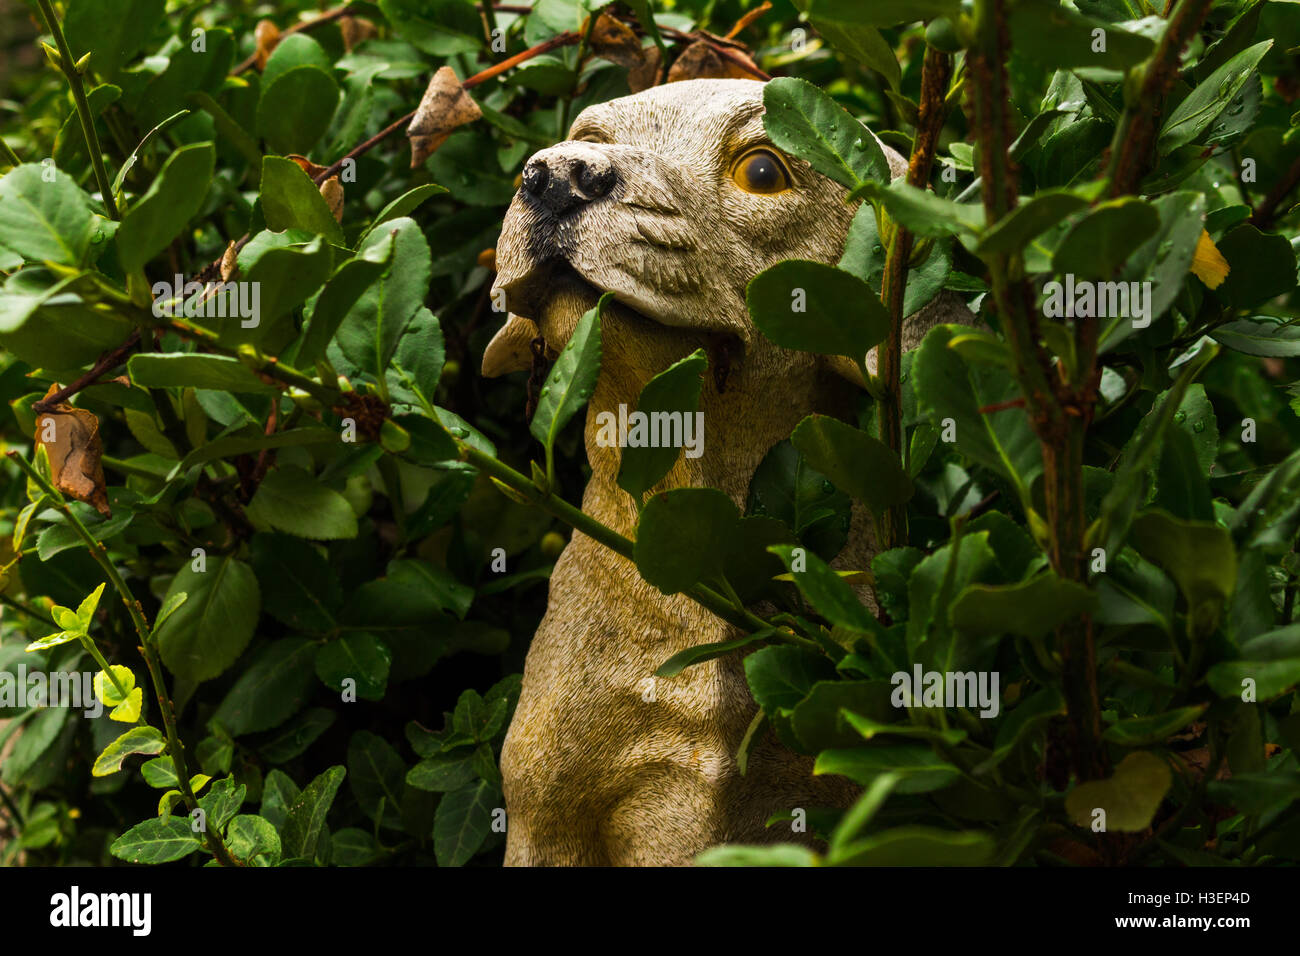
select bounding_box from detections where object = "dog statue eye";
[731,148,791,194]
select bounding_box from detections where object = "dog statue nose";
[521,147,617,216]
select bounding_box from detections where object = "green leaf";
[1095,343,1217,554]
[389,308,446,409]
[655,629,775,679]
[1158,40,1272,154]
[298,234,395,366]
[117,142,215,273]
[246,466,359,540]
[128,353,277,393]
[135,28,233,130]
[361,183,449,243]
[976,688,1066,773]
[530,294,606,451]
[1215,225,1297,310]
[282,765,345,862]
[829,826,995,866]
[815,744,961,793]
[839,204,952,316]
[335,218,431,379]
[789,1,900,89]
[791,414,912,516]
[634,488,737,594]
[226,814,282,866]
[1009,4,1155,70]
[769,544,876,633]
[696,844,819,866]
[109,817,201,864]
[913,325,1042,503]
[238,236,334,345]
[746,438,852,561]
[743,645,837,714]
[258,707,337,764]
[63,0,165,76]
[1053,198,1160,279]
[93,725,165,777]
[155,555,261,683]
[762,76,890,190]
[262,34,333,89]
[407,750,478,792]
[316,633,392,700]
[1130,510,1237,634]
[109,687,143,722]
[1103,705,1207,746]
[434,779,496,866]
[1207,623,1300,699]
[1065,751,1172,832]
[199,776,246,831]
[851,181,985,238]
[259,156,344,245]
[1113,191,1207,338]
[975,189,1090,256]
[1211,317,1300,356]
[747,260,889,360]
[1206,772,1300,815]
[0,164,99,265]
[213,637,318,736]
[951,573,1097,639]
[615,349,707,499]
[256,65,340,156]
[348,730,407,830]
[93,664,135,706]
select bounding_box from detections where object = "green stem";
[877,46,952,550]
[0,137,20,170]
[0,593,59,628]
[459,442,779,634]
[7,451,240,867]
[35,0,119,219]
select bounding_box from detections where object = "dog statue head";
[483,78,906,377]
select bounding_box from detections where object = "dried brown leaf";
[339,16,377,52]
[35,385,110,517]
[320,176,344,222]
[667,39,757,83]
[254,19,281,71]
[407,66,482,168]
[219,241,239,282]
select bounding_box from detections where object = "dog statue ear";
[482,313,541,377]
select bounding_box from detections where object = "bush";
[0,0,1298,868]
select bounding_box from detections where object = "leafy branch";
[34,0,118,219]
[8,451,241,867]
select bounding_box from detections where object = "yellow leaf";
[1190,229,1230,289]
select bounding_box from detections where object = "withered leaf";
[339,16,377,52]
[407,66,482,168]
[667,39,759,83]
[219,240,239,281]
[587,13,662,92]
[35,386,110,517]
[320,176,344,222]
[253,19,281,72]
[287,154,344,219]
[589,13,643,68]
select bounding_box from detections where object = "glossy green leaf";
[747,260,889,360]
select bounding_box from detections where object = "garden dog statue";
[482,78,966,865]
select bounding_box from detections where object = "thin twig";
[878,47,952,550]
[232,5,355,75]
[31,331,140,412]
[35,0,119,218]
